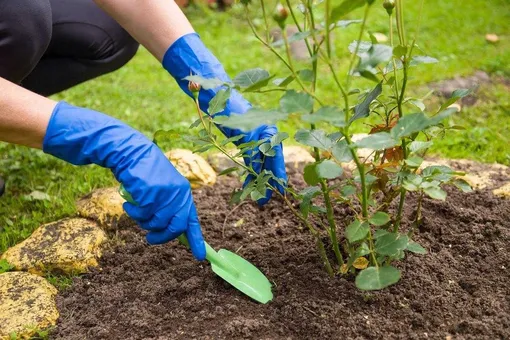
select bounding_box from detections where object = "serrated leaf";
[189,118,202,129]
[346,220,370,243]
[350,82,383,123]
[301,106,346,127]
[405,156,424,168]
[316,160,343,179]
[406,241,427,254]
[299,186,321,218]
[423,186,447,200]
[341,184,356,196]
[220,135,244,146]
[216,108,288,131]
[355,243,371,257]
[294,129,333,150]
[208,88,232,115]
[304,163,320,186]
[355,45,393,77]
[369,212,390,226]
[184,75,225,90]
[375,233,409,256]
[355,132,398,150]
[331,0,365,21]
[280,90,314,114]
[373,229,390,239]
[233,68,272,91]
[332,139,353,162]
[348,40,372,54]
[391,110,454,139]
[409,141,432,154]
[356,266,401,290]
[270,132,289,147]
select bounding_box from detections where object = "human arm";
[0,77,206,260]
[93,0,288,204]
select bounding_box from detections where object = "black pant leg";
[0,0,52,84]
[21,0,139,96]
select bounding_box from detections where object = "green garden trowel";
[119,185,273,304]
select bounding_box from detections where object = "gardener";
[0,0,287,260]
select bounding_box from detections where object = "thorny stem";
[194,97,334,276]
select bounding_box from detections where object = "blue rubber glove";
[43,102,206,260]
[162,33,288,205]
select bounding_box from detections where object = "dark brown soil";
[53,169,510,340]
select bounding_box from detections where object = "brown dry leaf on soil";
[353,257,369,270]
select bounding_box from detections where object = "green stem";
[260,0,271,43]
[346,4,371,92]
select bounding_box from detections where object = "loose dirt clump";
[53,169,510,339]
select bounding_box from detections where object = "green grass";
[1,0,509,253]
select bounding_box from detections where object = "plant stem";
[346,4,371,92]
[260,0,270,43]
[194,98,335,276]
[408,191,424,238]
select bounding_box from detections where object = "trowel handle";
[119,184,219,262]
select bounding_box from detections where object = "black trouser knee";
[0,0,140,96]
[0,0,53,84]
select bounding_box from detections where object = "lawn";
[0,0,509,253]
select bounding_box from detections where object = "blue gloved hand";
[43,102,206,260]
[162,33,288,205]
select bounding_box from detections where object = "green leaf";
[334,19,363,28]
[299,186,321,218]
[350,82,383,123]
[280,90,314,114]
[218,167,239,176]
[153,129,180,144]
[356,266,401,290]
[189,118,202,129]
[348,40,372,54]
[452,178,473,193]
[439,88,475,111]
[216,108,288,131]
[405,156,424,168]
[330,0,365,21]
[410,56,439,66]
[409,141,432,154]
[406,241,427,254]
[373,229,390,239]
[273,75,295,87]
[332,139,353,162]
[423,186,447,200]
[259,143,276,157]
[208,88,232,115]
[369,212,390,226]
[355,243,371,257]
[304,163,320,186]
[408,99,426,111]
[375,233,409,256]
[393,45,408,58]
[298,69,315,82]
[220,135,244,146]
[270,132,289,147]
[301,106,346,127]
[271,30,318,47]
[294,129,333,150]
[355,132,398,150]
[346,220,370,243]
[233,68,272,91]
[355,45,393,77]
[0,259,14,274]
[341,184,356,196]
[316,160,343,179]
[184,75,225,90]
[391,110,454,139]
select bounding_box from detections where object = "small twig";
[222,201,249,238]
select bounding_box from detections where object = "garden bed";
[53,168,510,339]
